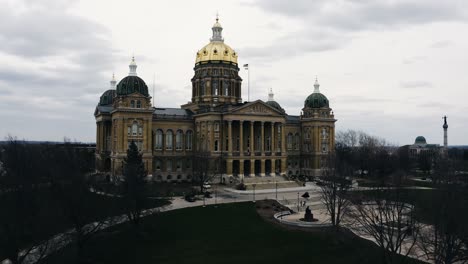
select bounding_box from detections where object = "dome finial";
[314,76,320,93]
[110,73,117,88]
[129,55,137,76]
[268,88,274,101]
[211,13,224,42]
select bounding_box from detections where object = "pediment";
[231,100,283,116]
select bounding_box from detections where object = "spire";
[211,14,224,42]
[313,76,320,93]
[129,56,137,76]
[443,115,448,129]
[110,73,117,89]
[443,116,448,149]
[268,88,274,101]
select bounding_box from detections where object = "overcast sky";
[1,0,467,145]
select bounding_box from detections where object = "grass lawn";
[0,190,170,261]
[45,202,421,264]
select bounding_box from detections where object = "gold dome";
[195,17,238,65]
[195,42,238,64]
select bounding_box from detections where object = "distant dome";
[99,89,116,105]
[304,78,330,109]
[116,75,149,96]
[266,100,284,112]
[415,136,427,145]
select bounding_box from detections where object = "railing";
[265,151,271,156]
[232,151,240,157]
[254,152,261,156]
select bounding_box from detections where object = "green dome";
[266,100,284,112]
[415,136,427,145]
[116,75,149,96]
[304,92,329,108]
[99,89,116,105]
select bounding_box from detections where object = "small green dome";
[266,100,284,112]
[116,75,149,96]
[304,92,329,108]
[99,89,116,105]
[415,136,427,145]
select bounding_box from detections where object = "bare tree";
[48,142,109,263]
[418,155,468,264]
[320,152,352,228]
[351,184,419,264]
[0,138,50,264]
[192,137,220,194]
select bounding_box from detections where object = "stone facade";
[94,18,337,182]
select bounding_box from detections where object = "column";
[260,159,265,177]
[271,122,275,153]
[228,121,233,154]
[227,159,233,177]
[96,122,101,152]
[280,124,286,154]
[281,158,287,176]
[260,121,265,155]
[270,159,276,176]
[250,121,254,153]
[250,159,255,177]
[239,159,244,180]
[239,121,244,153]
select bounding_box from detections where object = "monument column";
[280,124,286,154]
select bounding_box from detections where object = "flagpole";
[243,64,250,102]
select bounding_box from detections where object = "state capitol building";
[94,18,337,182]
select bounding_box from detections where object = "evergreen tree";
[122,141,147,227]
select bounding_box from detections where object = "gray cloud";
[430,40,453,48]
[400,81,433,89]
[402,55,427,64]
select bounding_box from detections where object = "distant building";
[407,117,448,159]
[94,17,337,182]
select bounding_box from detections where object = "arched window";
[176,130,183,150]
[186,130,193,150]
[136,100,141,108]
[155,130,163,150]
[287,133,293,150]
[166,130,173,150]
[138,126,143,136]
[132,122,138,136]
[130,100,135,108]
[127,127,131,136]
[224,81,229,96]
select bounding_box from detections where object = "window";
[136,100,141,108]
[138,126,143,136]
[213,81,218,95]
[266,137,271,151]
[287,133,293,150]
[127,126,131,136]
[224,81,229,95]
[186,130,193,150]
[166,130,173,150]
[214,122,219,131]
[176,160,182,171]
[176,130,183,150]
[155,130,163,150]
[130,100,135,108]
[295,133,300,150]
[155,159,161,170]
[214,140,219,152]
[132,122,138,136]
[167,160,172,172]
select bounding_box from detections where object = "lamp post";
[253,184,256,203]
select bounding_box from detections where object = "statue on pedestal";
[304,206,314,222]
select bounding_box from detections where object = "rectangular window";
[138,126,143,136]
